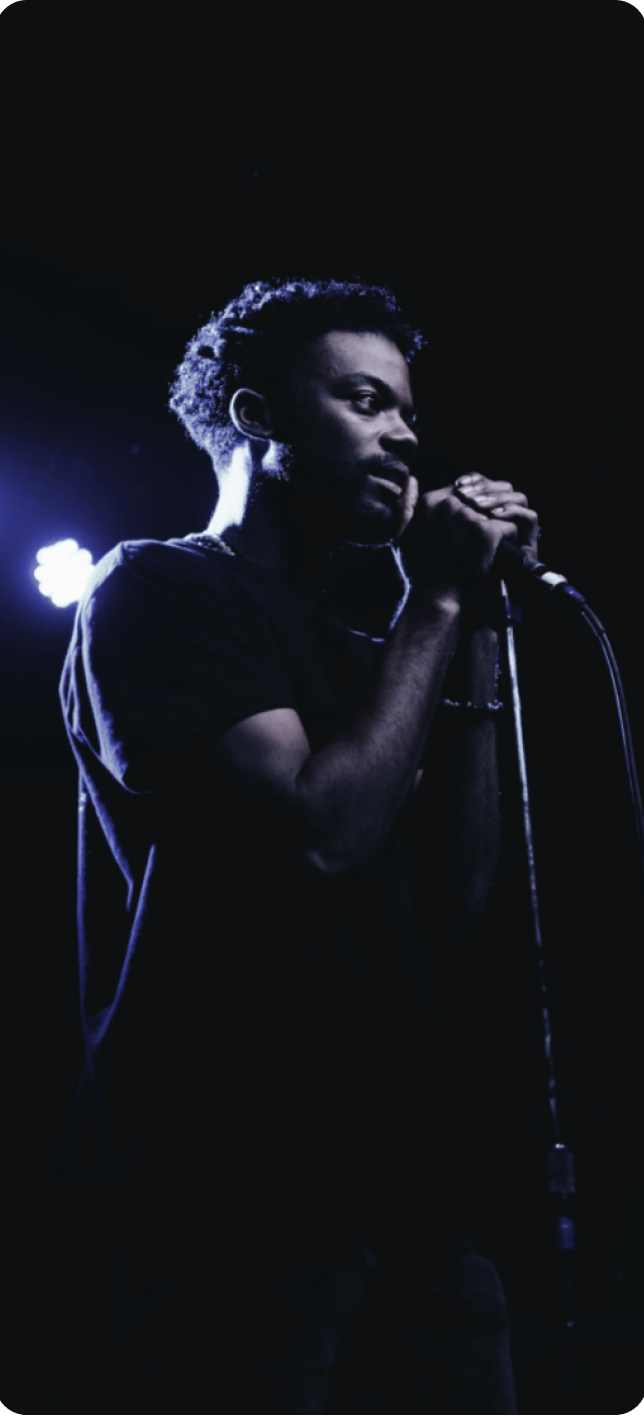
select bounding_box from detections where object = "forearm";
[414,624,501,938]
[449,625,501,933]
[297,587,461,875]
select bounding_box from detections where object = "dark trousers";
[116,1235,517,1414]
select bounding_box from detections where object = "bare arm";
[207,585,460,875]
[407,473,539,935]
[409,623,501,939]
[293,584,462,873]
[449,625,501,931]
[208,477,532,879]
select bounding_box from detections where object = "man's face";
[275,330,419,544]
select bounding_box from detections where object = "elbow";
[299,842,333,876]
[294,787,372,878]
[299,824,381,879]
[293,776,386,878]
[300,843,362,879]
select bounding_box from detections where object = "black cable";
[495,539,644,889]
[579,602,644,883]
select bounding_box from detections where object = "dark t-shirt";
[59,534,440,1253]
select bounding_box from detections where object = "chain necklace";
[182,531,236,556]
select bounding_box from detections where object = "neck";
[207,452,334,596]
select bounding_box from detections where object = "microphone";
[493,538,587,609]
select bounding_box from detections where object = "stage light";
[34,539,95,607]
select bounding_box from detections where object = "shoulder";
[79,536,241,620]
[87,535,234,586]
[72,538,278,678]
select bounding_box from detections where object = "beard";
[260,443,408,546]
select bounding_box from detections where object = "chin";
[343,505,398,545]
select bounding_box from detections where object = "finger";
[489,502,533,520]
[455,485,528,509]
[490,503,538,527]
[455,474,517,495]
[422,485,455,511]
[484,479,518,494]
[395,474,419,538]
[454,472,485,489]
[490,504,539,550]
[452,499,520,548]
[403,474,419,518]
[474,514,520,577]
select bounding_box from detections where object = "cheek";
[308,400,364,448]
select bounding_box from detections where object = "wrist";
[405,583,462,623]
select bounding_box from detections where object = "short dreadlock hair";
[169,277,424,468]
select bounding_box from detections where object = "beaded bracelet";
[438,698,504,714]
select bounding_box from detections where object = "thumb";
[396,474,419,538]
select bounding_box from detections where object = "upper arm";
[209,711,423,872]
[208,706,313,806]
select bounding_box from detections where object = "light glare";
[34,539,95,607]
[36,538,79,565]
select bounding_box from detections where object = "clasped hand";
[396,471,539,608]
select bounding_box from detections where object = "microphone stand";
[498,577,579,1411]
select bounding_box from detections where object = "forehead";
[300,329,413,399]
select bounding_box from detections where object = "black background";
[1,4,643,1412]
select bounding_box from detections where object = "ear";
[229,388,274,441]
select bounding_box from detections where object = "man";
[60,278,538,1412]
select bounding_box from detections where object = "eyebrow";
[340,371,417,420]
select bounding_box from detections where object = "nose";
[381,411,419,462]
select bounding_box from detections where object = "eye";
[353,392,380,412]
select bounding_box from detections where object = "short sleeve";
[61,540,297,793]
